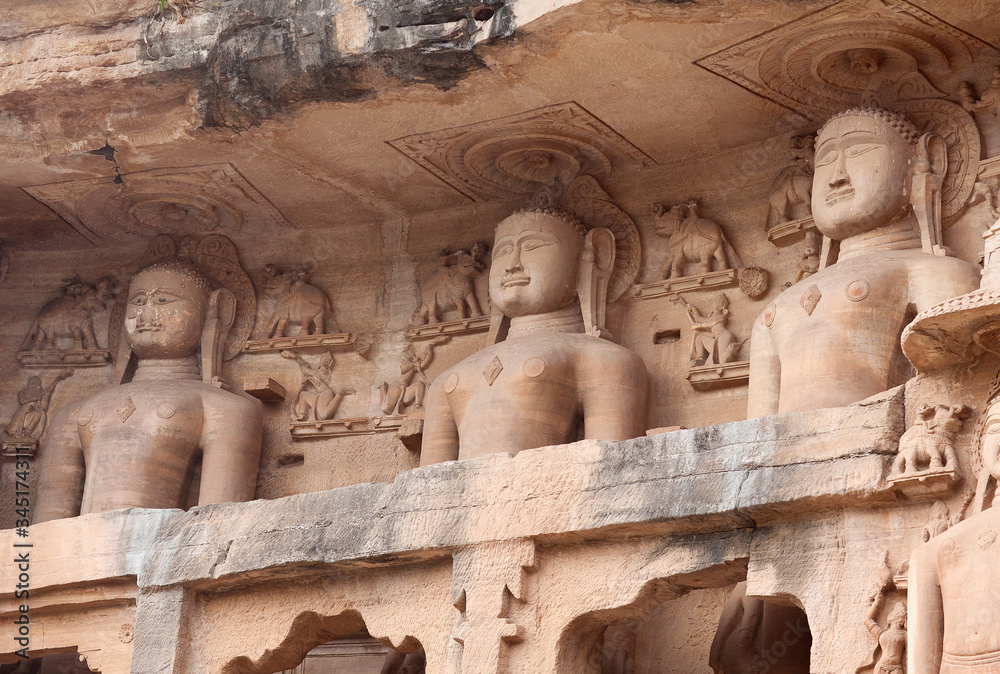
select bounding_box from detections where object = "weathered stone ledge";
[0,394,903,598]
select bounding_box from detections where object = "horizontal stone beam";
[1,394,901,597]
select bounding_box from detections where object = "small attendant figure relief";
[263,264,337,338]
[652,199,738,279]
[889,404,969,479]
[673,293,743,367]
[412,244,489,326]
[379,336,449,416]
[863,593,907,674]
[922,500,953,542]
[959,67,1000,156]
[795,232,821,283]
[2,370,72,447]
[281,351,354,422]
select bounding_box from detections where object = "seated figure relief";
[35,236,263,521]
[747,107,981,417]
[420,208,648,464]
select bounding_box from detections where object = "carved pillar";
[451,538,537,674]
[131,586,191,674]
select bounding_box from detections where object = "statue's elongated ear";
[911,132,950,256]
[114,326,136,385]
[202,288,236,386]
[578,227,616,339]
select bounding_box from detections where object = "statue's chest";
[78,387,204,450]
[449,344,577,408]
[767,263,905,341]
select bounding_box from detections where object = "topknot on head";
[136,257,214,292]
[817,107,921,146]
[505,208,589,238]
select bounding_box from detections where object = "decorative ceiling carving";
[698,0,995,221]
[388,102,657,201]
[697,0,999,121]
[23,163,289,245]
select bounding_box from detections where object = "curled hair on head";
[505,208,589,238]
[817,107,921,146]
[135,257,214,293]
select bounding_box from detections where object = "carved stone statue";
[747,107,981,417]
[864,592,907,674]
[1,371,72,452]
[959,67,1000,157]
[907,380,1000,673]
[890,404,969,479]
[710,581,811,674]
[379,336,449,416]
[766,134,814,231]
[794,232,821,283]
[922,500,953,542]
[21,276,117,352]
[281,350,354,422]
[380,648,425,674]
[652,199,736,279]
[411,244,488,326]
[672,293,743,367]
[263,264,337,338]
[34,236,262,522]
[420,208,648,464]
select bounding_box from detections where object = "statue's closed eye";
[845,143,882,158]
[815,150,837,167]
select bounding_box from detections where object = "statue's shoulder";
[201,384,261,414]
[579,337,646,377]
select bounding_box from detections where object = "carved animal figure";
[21,277,115,351]
[890,404,970,477]
[652,200,737,279]
[263,265,336,338]
[766,136,814,231]
[412,244,488,326]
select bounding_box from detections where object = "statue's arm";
[198,394,263,505]
[747,314,780,418]
[907,543,944,674]
[420,378,459,465]
[580,348,648,441]
[35,403,85,523]
[863,591,885,637]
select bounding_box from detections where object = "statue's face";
[125,268,208,359]
[812,115,912,241]
[490,213,582,318]
[981,399,1000,481]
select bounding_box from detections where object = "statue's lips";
[825,187,855,204]
[133,324,163,333]
[501,276,530,288]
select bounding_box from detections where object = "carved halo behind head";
[109,234,256,384]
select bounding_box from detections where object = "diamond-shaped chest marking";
[483,356,503,386]
[117,396,136,423]
[800,284,822,316]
